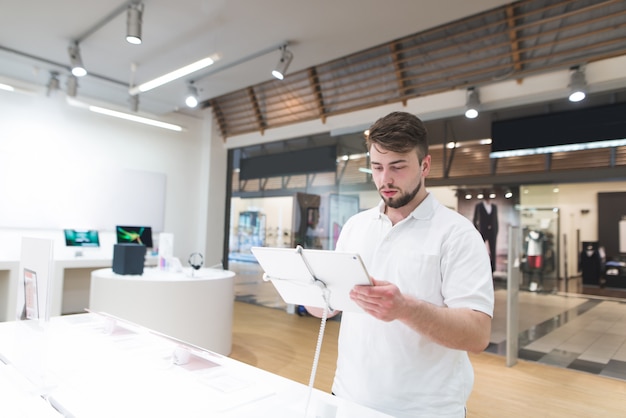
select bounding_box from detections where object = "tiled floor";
[230,260,626,382]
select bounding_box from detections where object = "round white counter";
[89,267,235,355]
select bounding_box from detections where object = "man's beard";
[381,181,422,209]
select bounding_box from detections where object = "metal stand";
[506,226,522,367]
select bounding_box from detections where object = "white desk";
[90,267,235,355]
[0,314,391,417]
[52,257,114,316]
[0,260,19,322]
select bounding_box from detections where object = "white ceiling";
[0,0,512,116]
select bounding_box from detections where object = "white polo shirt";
[332,193,494,418]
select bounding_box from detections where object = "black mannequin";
[473,197,498,272]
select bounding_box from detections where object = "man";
[312,111,494,417]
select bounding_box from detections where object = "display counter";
[0,314,391,417]
[1,255,158,322]
[90,267,235,355]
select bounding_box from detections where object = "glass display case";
[237,211,266,253]
[519,207,560,292]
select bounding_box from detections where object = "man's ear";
[421,154,432,176]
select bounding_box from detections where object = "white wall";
[0,89,214,262]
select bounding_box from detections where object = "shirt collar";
[374,193,437,220]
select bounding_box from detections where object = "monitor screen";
[116,226,153,248]
[64,229,100,247]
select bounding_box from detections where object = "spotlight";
[68,42,87,77]
[272,45,293,80]
[464,87,480,119]
[46,71,60,96]
[568,66,587,102]
[504,190,513,199]
[185,82,199,108]
[66,74,78,97]
[126,2,143,45]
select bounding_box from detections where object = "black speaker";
[112,243,146,275]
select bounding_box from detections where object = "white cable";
[304,284,331,417]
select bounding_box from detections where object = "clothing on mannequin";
[473,198,499,272]
[579,242,604,285]
[523,229,547,291]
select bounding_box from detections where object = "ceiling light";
[464,87,480,119]
[504,190,513,199]
[185,83,199,108]
[89,106,183,131]
[129,56,215,95]
[272,45,293,80]
[66,97,183,131]
[66,74,78,97]
[126,2,143,45]
[0,83,15,92]
[68,42,87,77]
[490,138,626,158]
[568,66,587,102]
[489,192,496,199]
[46,71,60,96]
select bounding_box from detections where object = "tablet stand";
[252,245,371,313]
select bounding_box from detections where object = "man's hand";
[349,278,408,321]
[350,278,492,352]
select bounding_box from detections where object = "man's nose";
[381,169,393,184]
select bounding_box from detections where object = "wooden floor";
[230,301,626,417]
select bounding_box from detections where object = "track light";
[66,74,78,97]
[68,42,87,77]
[46,71,60,96]
[464,87,480,119]
[568,66,587,102]
[126,2,143,45]
[185,82,199,108]
[272,45,293,80]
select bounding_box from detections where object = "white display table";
[0,314,391,417]
[90,267,235,355]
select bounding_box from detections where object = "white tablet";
[250,246,372,313]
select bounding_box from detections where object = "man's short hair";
[366,111,429,160]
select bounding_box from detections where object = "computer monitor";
[116,226,153,248]
[64,229,100,247]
